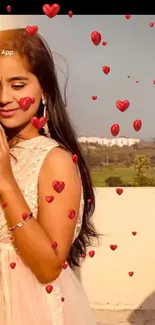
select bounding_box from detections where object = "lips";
[0,108,20,117]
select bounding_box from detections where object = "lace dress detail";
[0,136,96,325]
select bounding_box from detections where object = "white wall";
[80,187,155,310]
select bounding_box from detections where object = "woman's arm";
[0,145,81,284]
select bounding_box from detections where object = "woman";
[0,28,98,325]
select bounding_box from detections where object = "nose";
[0,86,13,107]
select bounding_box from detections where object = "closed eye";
[12,85,25,89]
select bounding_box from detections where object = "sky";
[0,15,155,140]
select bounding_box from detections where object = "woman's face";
[0,52,43,129]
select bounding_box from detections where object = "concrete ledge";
[93,309,155,325]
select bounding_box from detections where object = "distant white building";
[78,136,140,147]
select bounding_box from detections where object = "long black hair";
[0,28,99,268]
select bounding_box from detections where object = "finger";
[0,125,8,151]
[0,125,9,149]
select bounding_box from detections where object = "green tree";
[133,154,155,186]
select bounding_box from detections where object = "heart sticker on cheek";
[52,180,65,193]
[19,97,32,111]
[31,117,47,129]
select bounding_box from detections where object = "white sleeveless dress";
[0,136,97,325]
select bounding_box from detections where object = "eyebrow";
[7,76,29,82]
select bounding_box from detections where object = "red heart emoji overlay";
[111,124,120,137]
[128,272,134,277]
[10,262,16,269]
[116,188,123,195]
[102,41,107,46]
[22,212,29,220]
[133,119,142,131]
[26,26,38,35]
[91,31,101,46]
[31,117,47,129]
[68,209,76,219]
[149,22,154,27]
[52,180,65,193]
[7,5,11,13]
[1,202,7,208]
[62,263,68,269]
[68,10,73,17]
[102,66,110,75]
[45,195,54,203]
[42,4,60,18]
[51,241,57,249]
[72,154,78,163]
[45,285,53,293]
[89,250,95,258]
[19,97,32,111]
[116,100,130,112]
[92,96,97,100]
[87,198,92,203]
[110,244,117,251]
[132,231,137,236]
[61,297,65,302]
[125,15,131,20]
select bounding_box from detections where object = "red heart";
[68,10,73,17]
[26,25,38,35]
[45,285,53,294]
[62,263,68,269]
[133,119,142,131]
[45,195,54,203]
[116,188,123,195]
[132,231,137,236]
[136,80,139,83]
[10,262,16,269]
[72,154,78,163]
[52,180,65,193]
[87,198,92,203]
[31,117,47,129]
[89,250,95,258]
[111,124,120,137]
[42,4,60,18]
[22,212,28,220]
[116,100,130,112]
[30,97,35,104]
[153,80,155,85]
[51,241,57,249]
[102,41,107,46]
[92,96,97,100]
[102,66,110,75]
[110,244,117,251]
[68,209,76,219]
[19,97,32,111]
[61,297,65,302]
[127,76,130,78]
[128,272,134,277]
[149,22,154,27]
[1,202,7,208]
[6,5,11,13]
[81,253,86,258]
[91,31,101,46]
[125,15,131,20]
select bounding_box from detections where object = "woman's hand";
[0,124,15,193]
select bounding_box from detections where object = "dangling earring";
[42,98,50,137]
